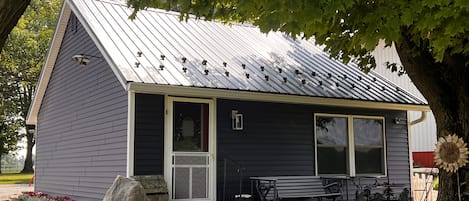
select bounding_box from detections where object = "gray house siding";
[134,93,164,175]
[35,14,127,201]
[216,99,410,200]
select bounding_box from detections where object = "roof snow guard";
[27,0,429,124]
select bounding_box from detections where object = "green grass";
[1,169,22,174]
[0,173,34,184]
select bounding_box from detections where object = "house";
[26,0,429,200]
[372,42,437,168]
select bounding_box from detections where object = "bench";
[250,176,341,201]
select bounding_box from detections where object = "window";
[353,118,385,175]
[316,116,349,175]
[173,102,209,152]
[315,114,386,176]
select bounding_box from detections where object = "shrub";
[15,192,75,201]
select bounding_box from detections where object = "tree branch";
[0,0,31,51]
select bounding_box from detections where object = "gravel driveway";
[0,184,33,201]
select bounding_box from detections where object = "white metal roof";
[73,0,427,104]
[27,0,429,125]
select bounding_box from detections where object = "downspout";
[410,111,427,126]
[407,111,427,199]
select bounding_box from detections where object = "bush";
[15,192,75,201]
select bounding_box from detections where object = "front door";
[165,97,216,201]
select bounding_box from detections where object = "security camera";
[72,54,90,66]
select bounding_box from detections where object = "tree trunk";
[396,29,469,201]
[0,0,31,52]
[0,157,2,174]
[21,129,34,173]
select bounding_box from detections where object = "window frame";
[314,113,387,177]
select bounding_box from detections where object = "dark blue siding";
[217,100,316,175]
[134,93,164,175]
[216,99,410,201]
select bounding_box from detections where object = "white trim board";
[126,91,136,177]
[128,83,430,112]
[26,3,72,125]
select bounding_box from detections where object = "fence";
[1,164,23,173]
[412,168,438,201]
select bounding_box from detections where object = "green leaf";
[0,0,60,156]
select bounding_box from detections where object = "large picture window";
[315,114,385,176]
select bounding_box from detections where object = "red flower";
[20,191,75,201]
[22,191,35,196]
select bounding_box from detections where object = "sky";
[17,138,35,159]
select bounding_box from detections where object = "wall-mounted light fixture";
[394,117,401,124]
[71,54,102,66]
[72,54,91,66]
[232,110,243,130]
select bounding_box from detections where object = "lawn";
[0,173,34,184]
[1,169,22,174]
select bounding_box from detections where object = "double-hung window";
[315,114,386,176]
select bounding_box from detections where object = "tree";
[0,96,21,174]
[127,1,469,200]
[0,58,22,174]
[0,0,31,52]
[0,0,61,173]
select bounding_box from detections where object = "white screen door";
[166,97,215,201]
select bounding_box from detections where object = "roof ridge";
[90,0,257,28]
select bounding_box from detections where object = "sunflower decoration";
[434,134,469,173]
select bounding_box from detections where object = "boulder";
[103,175,149,201]
[131,175,169,201]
